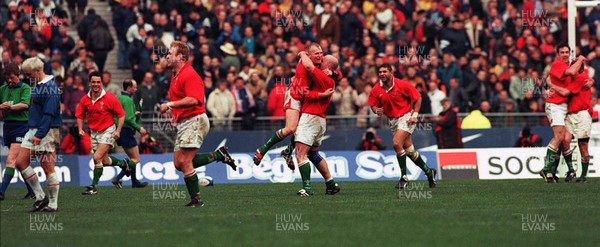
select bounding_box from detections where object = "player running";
[293,51,340,196]
[77,71,135,195]
[546,65,594,182]
[111,79,149,189]
[14,57,62,212]
[159,41,236,207]
[0,62,35,200]
[539,44,586,183]
[368,64,437,189]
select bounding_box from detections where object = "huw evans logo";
[275,214,309,232]
[515,213,556,233]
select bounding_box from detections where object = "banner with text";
[77,151,438,186]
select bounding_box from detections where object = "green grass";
[1,179,600,247]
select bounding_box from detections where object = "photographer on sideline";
[356,127,387,151]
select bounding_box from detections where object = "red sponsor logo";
[438,152,478,170]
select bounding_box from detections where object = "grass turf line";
[1,179,599,247]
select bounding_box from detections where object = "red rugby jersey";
[547,58,571,105]
[76,90,125,132]
[368,78,420,118]
[169,63,205,122]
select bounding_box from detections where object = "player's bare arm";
[77,118,85,137]
[408,97,422,124]
[114,116,125,140]
[565,55,586,76]
[546,79,571,97]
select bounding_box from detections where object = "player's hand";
[32,136,42,146]
[297,51,307,57]
[323,69,332,76]
[407,117,417,124]
[374,107,384,116]
[139,127,147,135]
[135,111,141,116]
[583,78,594,89]
[112,131,120,140]
[577,55,587,61]
[79,129,85,137]
[318,88,335,98]
[159,103,170,113]
[0,103,10,110]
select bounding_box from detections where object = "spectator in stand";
[514,126,543,147]
[267,79,286,120]
[128,33,153,84]
[434,98,463,149]
[207,80,236,130]
[67,0,88,24]
[102,71,121,95]
[428,80,446,116]
[78,8,103,43]
[230,76,256,130]
[356,127,386,151]
[462,106,492,129]
[332,77,358,128]
[61,123,92,155]
[135,72,161,119]
[356,84,376,129]
[315,2,340,45]
[448,77,469,112]
[62,74,86,118]
[50,25,75,61]
[437,53,462,90]
[113,0,136,69]
[86,19,114,73]
[220,42,240,74]
[338,3,362,48]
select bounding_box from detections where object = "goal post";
[568,0,600,59]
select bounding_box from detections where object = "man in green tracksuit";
[112,79,148,188]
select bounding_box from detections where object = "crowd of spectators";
[2,0,600,130]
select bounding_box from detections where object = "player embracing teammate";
[544,44,594,183]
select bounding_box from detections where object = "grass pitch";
[1,179,599,247]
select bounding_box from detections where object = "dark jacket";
[113,5,136,40]
[338,11,363,47]
[435,108,463,149]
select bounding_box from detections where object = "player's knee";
[288,125,297,134]
[392,141,403,152]
[307,150,323,166]
[405,145,418,160]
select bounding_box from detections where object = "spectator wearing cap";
[315,2,340,45]
[220,43,240,74]
[434,98,463,149]
[3,1,23,23]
